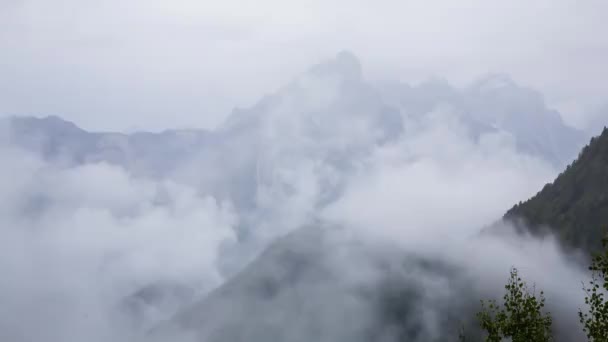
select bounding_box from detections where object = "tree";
[470,235,608,341]
[579,236,608,341]
[476,267,553,342]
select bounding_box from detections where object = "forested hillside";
[505,127,608,251]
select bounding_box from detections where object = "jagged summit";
[470,73,519,93]
[308,50,363,82]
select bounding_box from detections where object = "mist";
[0,45,601,341]
[2,0,608,131]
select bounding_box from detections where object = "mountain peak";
[308,50,363,81]
[471,73,517,92]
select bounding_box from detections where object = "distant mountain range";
[1,52,587,175]
[2,53,588,270]
[1,115,212,178]
[379,74,586,168]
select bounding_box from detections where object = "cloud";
[0,146,237,341]
[322,115,556,248]
[0,52,597,341]
[1,1,608,130]
[146,55,589,341]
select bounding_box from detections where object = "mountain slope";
[151,226,482,342]
[504,127,608,251]
[152,118,602,342]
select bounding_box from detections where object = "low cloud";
[0,52,598,341]
[0,146,237,341]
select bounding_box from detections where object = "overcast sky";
[1,0,607,131]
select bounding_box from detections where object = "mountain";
[0,56,587,253]
[2,55,586,177]
[150,71,601,340]
[150,225,483,342]
[0,115,211,178]
[153,226,584,341]
[0,52,597,342]
[0,53,591,279]
[148,129,604,342]
[0,52,592,304]
[379,75,586,168]
[504,127,608,251]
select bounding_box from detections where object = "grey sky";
[1,0,607,131]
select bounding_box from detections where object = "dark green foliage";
[504,127,608,251]
[476,268,553,342]
[579,236,608,341]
